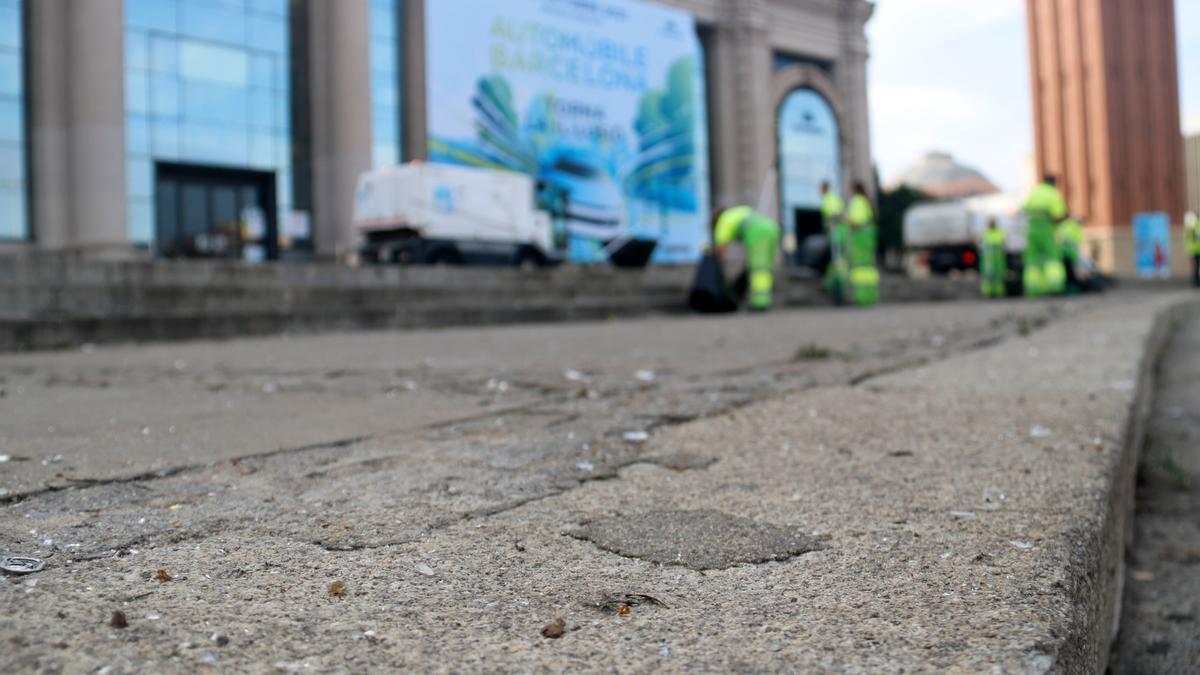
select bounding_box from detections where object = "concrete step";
[0,256,989,351]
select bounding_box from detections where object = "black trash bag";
[688,252,740,313]
[606,237,658,269]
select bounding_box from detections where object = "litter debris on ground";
[541,618,566,639]
[1,556,46,575]
[634,370,656,383]
[110,611,129,629]
[415,563,435,577]
[154,569,173,582]
[1029,425,1053,439]
[593,592,670,614]
[576,461,595,473]
[792,344,844,362]
[328,581,346,597]
[1131,569,1155,582]
[623,431,649,443]
[1009,540,1035,550]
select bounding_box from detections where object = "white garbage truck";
[903,193,1027,276]
[353,163,567,266]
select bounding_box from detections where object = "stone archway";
[771,65,847,262]
[771,64,850,196]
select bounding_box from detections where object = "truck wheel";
[425,246,463,266]
[513,247,546,269]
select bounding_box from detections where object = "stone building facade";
[2,0,873,261]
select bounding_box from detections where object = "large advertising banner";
[426,0,710,265]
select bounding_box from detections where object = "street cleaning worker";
[821,181,848,304]
[1057,214,1086,294]
[1187,211,1200,288]
[980,219,1007,299]
[714,206,782,311]
[1023,175,1068,297]
[845,182,879,306]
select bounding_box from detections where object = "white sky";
[867,0,1200,193]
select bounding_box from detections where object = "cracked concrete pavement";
[0,293,1192,672]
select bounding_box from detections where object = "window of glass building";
[125,0,292,257]
[0,0,26,240]
[370,0,401,167]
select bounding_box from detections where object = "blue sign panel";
[426,0,710,264]
[1133,212,1170,278]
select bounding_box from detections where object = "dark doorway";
[792,207,828,271]
[155,163,278,261]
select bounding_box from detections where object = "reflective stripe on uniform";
[851,267,879,286]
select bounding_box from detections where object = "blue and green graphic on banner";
[426,0,711,264]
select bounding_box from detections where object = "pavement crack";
[313,538,418,552]
[0,401,561,508]
[0,466,190,507]
[847,357,933,387]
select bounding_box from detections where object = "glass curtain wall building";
[370,0,401,168]
[0,0,25,240]
[125,0,291,258]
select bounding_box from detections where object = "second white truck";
[903,193,1027,276]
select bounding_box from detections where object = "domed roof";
[892,151,1000,199]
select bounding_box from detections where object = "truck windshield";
[553,157,600,179]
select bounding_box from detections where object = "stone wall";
[0,256,984,352]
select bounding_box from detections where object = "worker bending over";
[845,182,879,306]
[714,206,782,311]
[1023,175,1068,297]
[980,220,1007,299]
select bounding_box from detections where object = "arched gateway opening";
[777,88,842,269]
